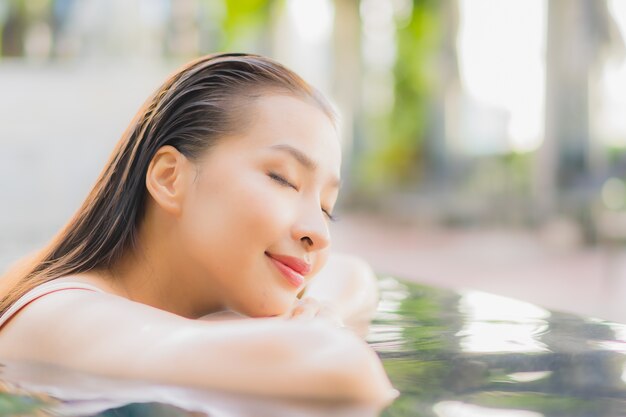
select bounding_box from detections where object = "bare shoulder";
[0,284,189,365]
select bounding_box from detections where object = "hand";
[281,296,345,328]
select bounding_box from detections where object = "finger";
[291,298,321,319]
[281,297,311,317]
[316,305,345,327]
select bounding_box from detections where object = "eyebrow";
[268,144,342,189]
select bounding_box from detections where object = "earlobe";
[145,145,189,217]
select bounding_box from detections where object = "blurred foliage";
[607,145,626,167]
[357,0,441,192]
[219,0,274,52]
[3,0,626,232]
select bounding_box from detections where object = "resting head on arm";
[0,53,397,404]
[296,252,381,337]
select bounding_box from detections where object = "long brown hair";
[0,52,337,316]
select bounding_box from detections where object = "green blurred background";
[3,0,626,321]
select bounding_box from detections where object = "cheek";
[179,173,293,268]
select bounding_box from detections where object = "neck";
[103,207,226,319]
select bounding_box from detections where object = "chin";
[235,295,295,318]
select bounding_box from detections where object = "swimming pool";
[2,275,626,416]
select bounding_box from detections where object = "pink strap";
[0,282,105,331]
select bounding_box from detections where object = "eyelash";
[268,172,338,222]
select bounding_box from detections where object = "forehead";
[224,94,342,176]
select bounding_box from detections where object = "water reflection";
[506,371,552,383]
[456,291,551,354]
[0,359,380,417]
[433,400,544,417]
[4,275,626,416]
[368,276,626,417]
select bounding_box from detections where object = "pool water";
[371,276,626,417]
[3,275,626,416]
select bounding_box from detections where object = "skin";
[201,251,381,338]
[0,94,397,404]
[90,93,342,319]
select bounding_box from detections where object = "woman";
[0,53,396,404]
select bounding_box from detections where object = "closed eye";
[269,172,338,223]
[323,209,338,222]
[268,172,297,190]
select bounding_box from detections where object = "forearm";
[0,283,394,404]
[132,318,394,403]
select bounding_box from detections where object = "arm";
[301,252,380,336]
[0,289,396,404]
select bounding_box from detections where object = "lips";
[265,252,312,288]
[265,253,312,275]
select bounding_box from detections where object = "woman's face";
[179,94,342,317]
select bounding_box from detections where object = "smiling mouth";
[265,253,305,288]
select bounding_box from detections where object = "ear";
[145,145,191,217]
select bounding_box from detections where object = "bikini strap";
[0,281,105,332]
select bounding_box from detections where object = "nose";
[292,203,331,252]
